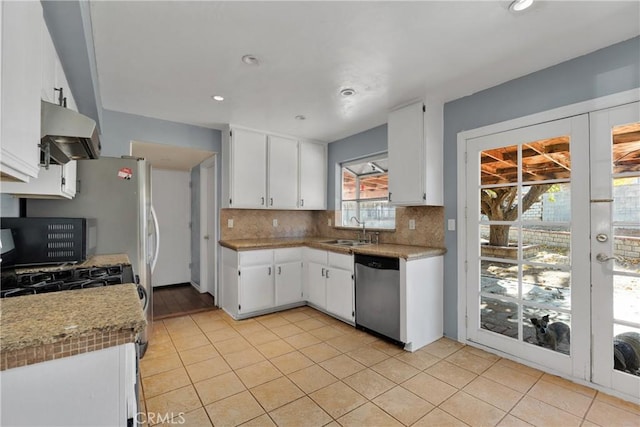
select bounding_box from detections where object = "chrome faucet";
[350,216,367,241]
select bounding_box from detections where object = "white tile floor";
[139,306,640,426]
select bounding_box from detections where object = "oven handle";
[137,283,148,310]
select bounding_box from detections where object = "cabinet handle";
[270,197,273,206]
[268,267,272,275]
[388,192,392,202]
[321,268,325,277]
[301,199,304,207]
[325,269,330,279]
[278,266,282,275]
[261,197,265,205]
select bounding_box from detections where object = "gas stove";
[1,264,134,298]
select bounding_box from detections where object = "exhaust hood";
[40,100,101,165]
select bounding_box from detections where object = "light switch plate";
[273,219,278,227]
[409,219,416,230]
[227,219,234,228]
[448,219,456,231]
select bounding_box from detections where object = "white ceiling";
[89,1,640,143]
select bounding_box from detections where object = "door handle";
[596,253,624,263]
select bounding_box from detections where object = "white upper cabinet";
[268,135,299,209]
[41,16,77,112]
[0,1,43,183]
[299,141,327,210]
[388,100,443,206]
[1,160,77,199]
[228,128,268,208]
[223,126,327,210]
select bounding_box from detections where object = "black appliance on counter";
[0,217,96,268]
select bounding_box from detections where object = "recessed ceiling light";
[340,88,356,97]
[211,95,224,101]
[241,54,260,66]
[509,0,534,12]
[295,115,306,121]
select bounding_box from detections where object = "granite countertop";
[219,237,446,260]
[0,284,146,352]
[14,253,132,274]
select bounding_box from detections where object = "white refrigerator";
[27,156,158,355]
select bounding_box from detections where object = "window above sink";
[340,153,396,229]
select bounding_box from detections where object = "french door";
[591,102,640,397]
[464,102,640,397]
[466,115,590,379]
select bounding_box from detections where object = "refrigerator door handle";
[150,205,160,272]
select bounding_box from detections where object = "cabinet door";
[41,16,57,104]
[239,264,274,313]
[306,262,327,309]
[388,101,425,205]
[230,128,267,208]
[268,135,299,209]
[326,267,354,322]
[275,261,302,306]
[61,160,77,198]
[299,141,327,209]
[0,1,42,182]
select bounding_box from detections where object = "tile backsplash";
[220,206,444,248]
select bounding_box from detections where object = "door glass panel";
[522,264,571,310]
[614,325,640,376]
[523,308,571,355]
[481,260,519,298]
[481,146,519,185]
[481,296,518,339]
[522,183,571,265]
[479,135,572,355]
[611,122,640,378]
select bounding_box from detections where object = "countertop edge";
[219,238,446,259]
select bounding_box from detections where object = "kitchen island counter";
[219,237,446,260]
[0,284,145,370]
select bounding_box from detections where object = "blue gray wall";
[327,124,388,210]
[101,109,220,157]
[442,36,640,338]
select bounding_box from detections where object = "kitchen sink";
[325,239,372,247]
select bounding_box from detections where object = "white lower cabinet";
[0,344,138,426]
[221,247,303,319]
[303,248,354,323]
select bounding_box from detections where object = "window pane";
[480,145,518,185]
[342,170,356,200]
[524,308,570,355]
[481,296,518,339]
[522,136,570,182]
[341,201,357,226]
[359,201,395,229]
[359,174,388,200]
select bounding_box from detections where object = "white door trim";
[199,155,217,300]
[457,88,640,343]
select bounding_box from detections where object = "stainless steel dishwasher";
[354,254,402,344]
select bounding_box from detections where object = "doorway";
[459,99,640,400]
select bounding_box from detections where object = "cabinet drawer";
[239,249,273,267]
[274,247,302,263]
[328,252,353,271]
